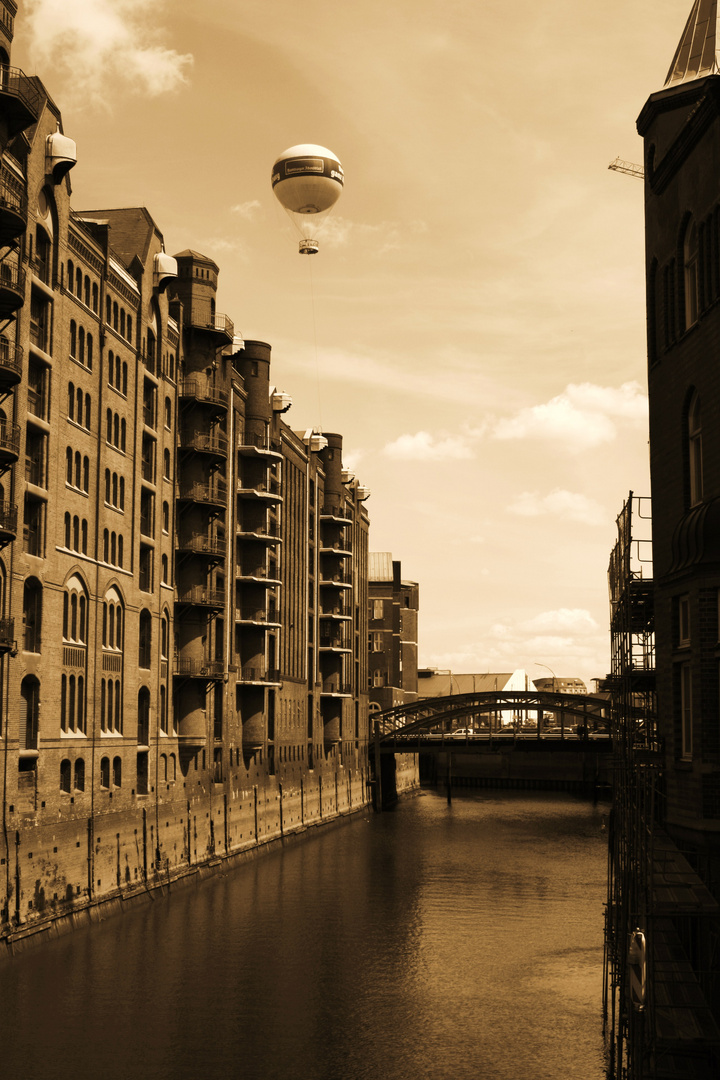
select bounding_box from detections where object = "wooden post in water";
[446,751,452,804]
[373,721,383,812]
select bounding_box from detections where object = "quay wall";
[1,760,400,957]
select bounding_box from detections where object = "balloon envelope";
[272,145,344,251]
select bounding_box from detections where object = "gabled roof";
[665,0,720,87]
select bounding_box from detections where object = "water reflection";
[2,791,607,1080]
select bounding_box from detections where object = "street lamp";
[535,663,558,735]
[534,662,557,692]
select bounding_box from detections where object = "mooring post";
[373,720,383,812]
[446,751,452,804]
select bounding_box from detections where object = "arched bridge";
[373,690,610,750]
[370,691,612,807]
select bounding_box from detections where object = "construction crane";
[608,156,644,179]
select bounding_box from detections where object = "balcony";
[319,632,351,652]
[319,606,352,621]
[235,605,280,626]
[0,419,20,465]
[237,477,282,502]
[320,539,352,555]
[237,665,281,686]
[0,499,17,545]
[0,616,15,654]
[236,565,281,585]
[0,66,42,142]
[176,585,225,609]
[174,657,225,679]
[179,429,228,458]
[177,478,227,507]
[237,432,282,459]
[0,167,27,245]
[237,521,282,543]
[179,380,228,411]
[184,309,234,343]
[319,569,352,589]
[177,533,226,559]
[320,681,352,698]
[0,262,24,318]
[0,339,21,392]
[320,504,353,523]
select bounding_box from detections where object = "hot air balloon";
[271,144,344,254]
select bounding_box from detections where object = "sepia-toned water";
[2,790,608,1080]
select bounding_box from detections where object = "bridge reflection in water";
[372,691,612,806]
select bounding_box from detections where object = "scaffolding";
[604,492,660,1078]
[603,494,720,1079]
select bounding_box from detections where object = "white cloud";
[493,381,648,451]
[423,608,605,688]
[24,0,192,105]
[507,489,606,525]
[231,201,262,220]
[383,430,475,461]
[519,608,599,635]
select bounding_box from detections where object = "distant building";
[368,553,419,712]
[532,677,587,694]
[417,668,530,728]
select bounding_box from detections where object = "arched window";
[161,554,169,584]
[76,386,83,424]
[162,500,169,533]
[113,301,118,330]
[67,259,74,290]
[113,756,122,787]
[163,447,171,480]
[684,219,699,328]
[20,676,40,751]
[92,282,98,312]
[160,684,168,734]
[100,756,110,788]
[106,408,112,443]
[23,577,42,652]
[160,753,167,781]
[138,687,150,745]
[688,392,703,506]
[139,609,152,668]
[106,295,111,323]
[85,393,91,428]
[64,575,88,644]
[86,333,93,369]
[67,381,75,420]
[75,267,81,296]
[65,512,71,548]
[126,315,132,342]
[60,759,72,793]
[84,276,90,307]
[74,758,85,791]
[78,325,85,364]
[122,361,128,395]
[66,447,73,485]
[70,320,76,358]
[164,397,172,428]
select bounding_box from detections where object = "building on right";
[605,4,720,1077]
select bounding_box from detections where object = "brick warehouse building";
[0,2,391,942]
[604,4,720,1077]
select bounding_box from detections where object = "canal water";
[2,790,608,1080]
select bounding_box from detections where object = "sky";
[11,0,691,690]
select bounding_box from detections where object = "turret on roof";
[665,0,720,87]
